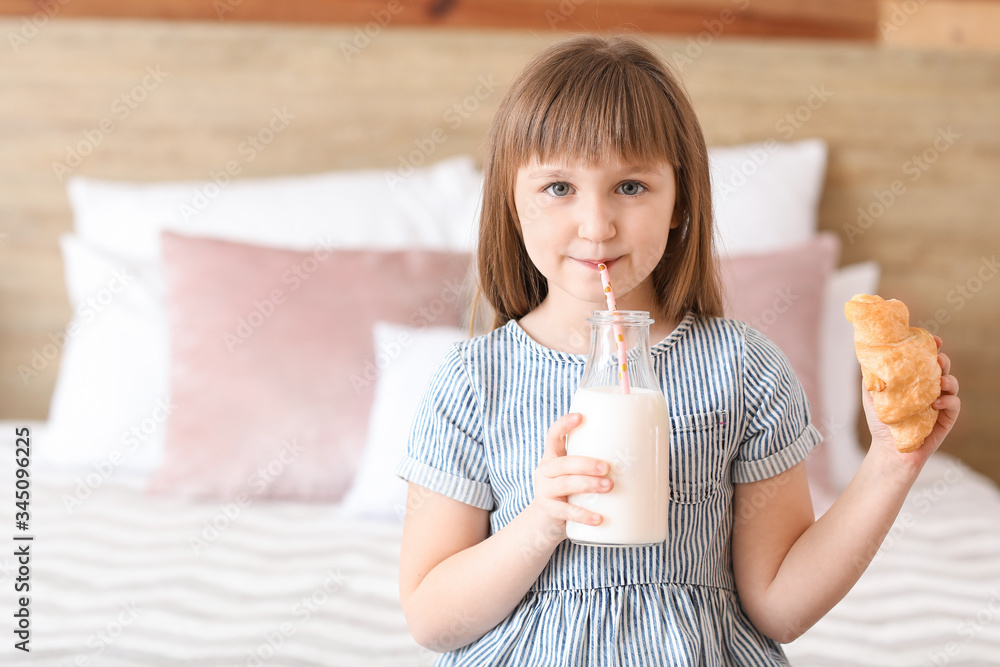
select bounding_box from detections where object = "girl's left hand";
[863,335,961,469]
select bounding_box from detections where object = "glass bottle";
[565,310,670,547]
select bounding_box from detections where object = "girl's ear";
[669,207,683,230]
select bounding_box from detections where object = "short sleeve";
[732,326,823,484]
[394,344,494,510]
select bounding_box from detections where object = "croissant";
[844,294,941,452]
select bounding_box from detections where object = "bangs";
[508,47,680,170]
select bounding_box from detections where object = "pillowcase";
[147,232,471,501]
[711,138,828,255]
[340,322,467,519]
[39,235,169,474]
[719,232,840,506]
[67,154,483,259]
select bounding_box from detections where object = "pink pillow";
[149,232,470,501]
[719,232,840,499]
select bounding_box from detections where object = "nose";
[577,193,616,243]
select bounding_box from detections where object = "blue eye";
[618,181,646,196]
[545,182,572,197]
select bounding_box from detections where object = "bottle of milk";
[566,310,670,547]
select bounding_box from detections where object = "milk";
[565,385,670,547]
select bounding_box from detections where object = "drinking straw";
[598,263,630,394]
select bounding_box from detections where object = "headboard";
[1,19,997,482]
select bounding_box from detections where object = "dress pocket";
[669,410,729,504]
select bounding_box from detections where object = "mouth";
[574,257,620,271]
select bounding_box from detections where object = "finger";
[928,394,961,446]
[542,455,610,479]
[938,374,959,398]
[563,502,603,526]
[542,413,582,460]
[934,393,961,413]
[934,335,943,350]
[934,385,960,411]
[937,351,952,377]
[547,473,613,497]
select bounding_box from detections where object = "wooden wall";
[0,0,879,40]
[0,17,998,483]
[4,0,1000,50]
[878,0,1000,51]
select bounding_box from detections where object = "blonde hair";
[471,33,723,334]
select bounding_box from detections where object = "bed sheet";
[1,420,999,666]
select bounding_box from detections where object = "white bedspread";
[2,420,999,666]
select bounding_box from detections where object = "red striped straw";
[598,263,630,394]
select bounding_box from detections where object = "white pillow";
[67,142,825,260]
[67,154,483,259]
[822,261,880,490]
[340,322,466,520]
[40,235,168,474]
[710,138,827,255]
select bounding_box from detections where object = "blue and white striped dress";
[396,312,822,666]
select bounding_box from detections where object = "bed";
[2,17,1000,667]
[3,421,1000,666]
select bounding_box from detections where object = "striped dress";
[396,312,822,666]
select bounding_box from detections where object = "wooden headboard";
[1,19,997,483]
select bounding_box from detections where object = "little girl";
[395,33,960,665]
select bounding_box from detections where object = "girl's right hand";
[528,412,613,542]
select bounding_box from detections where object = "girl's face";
[513,156,678,315]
